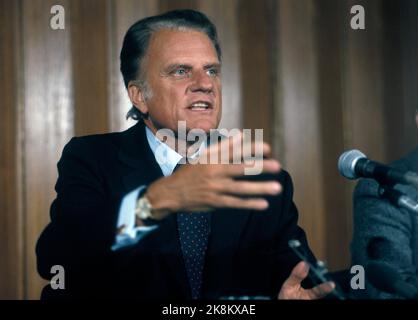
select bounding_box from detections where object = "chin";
[186,119,218,133]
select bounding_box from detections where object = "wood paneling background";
[1,0,417,299]
[0,0,23,300]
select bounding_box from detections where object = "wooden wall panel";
[71,0,109,136]
[159,0,199,13]
[342,0,386,161]
[381,0,406,162]
[239,0,275,144]
[276,0,326,260]
[108,0,158,132]
[315,0,351,269]
[0,0,23,299]
[21,0,74,299]
[337,0,386,269]
[199,0,242,130]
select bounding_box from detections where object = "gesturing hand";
[278,261,335,300]
[145,133,282,220]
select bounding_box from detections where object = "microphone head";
[366,261,401,294]
[338,149,366,179]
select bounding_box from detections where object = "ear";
[127,81,149,115]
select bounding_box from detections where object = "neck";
[146,124,205,157]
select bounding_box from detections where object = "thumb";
[284,261,310,288]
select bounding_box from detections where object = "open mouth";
[187,101,213,111]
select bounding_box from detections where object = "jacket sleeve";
[36,137,121,298]
[36,136,185,299]
[351,178,417,299]
[271,170,317,290]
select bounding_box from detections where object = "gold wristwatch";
[135,193,153,220]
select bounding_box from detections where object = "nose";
[188,70,214,94]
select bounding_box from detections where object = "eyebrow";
[164,62,221,72]
[203,63,221,70]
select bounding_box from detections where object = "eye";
[206,68,219,77]
[172,67,190,77]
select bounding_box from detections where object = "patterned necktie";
[174,162,211,299]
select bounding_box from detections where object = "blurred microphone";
[338,149,418,187]
[366,261,418,299]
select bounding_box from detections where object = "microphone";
[366,261,418,299]
[338,149,418,187]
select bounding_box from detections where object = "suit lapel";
[118,122,163,191]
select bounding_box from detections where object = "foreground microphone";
[338,149,418,187]
[366,261,418,299]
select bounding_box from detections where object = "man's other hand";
[278,261,336,300]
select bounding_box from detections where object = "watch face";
[136,196,152,220]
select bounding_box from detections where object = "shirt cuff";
[111,185,158,251]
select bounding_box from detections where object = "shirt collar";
[145,126,206,176]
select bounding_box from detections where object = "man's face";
[139,29,222,135]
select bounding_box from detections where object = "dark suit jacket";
[351,147,418,298]
[36,121,315,299]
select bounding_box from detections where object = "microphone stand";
[377,183,418,215]
[288,240,346,300]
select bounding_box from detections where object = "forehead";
[146,29,219,66]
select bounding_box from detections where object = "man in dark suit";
[351,112,418,298]
[36,9,334,300]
